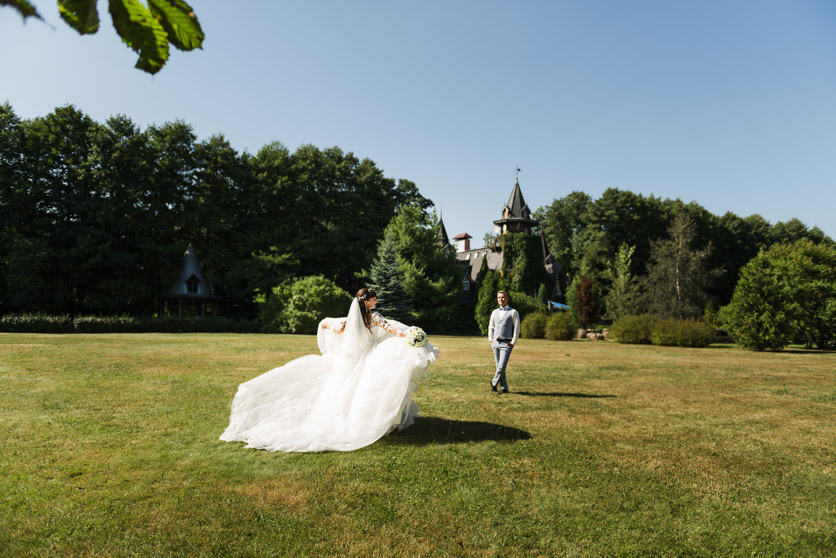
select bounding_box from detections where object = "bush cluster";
[609,314,659,344]
[519,312,576,341]
[0,315,260,334]
[520,313,547,338]
[260,276,351,334]
[649,318,716,347]
[611,314,715,347]
[545,312,577,341]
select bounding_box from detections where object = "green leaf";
[58,0,100,34]
[148,0,204,51]
[0,0,42,20]
[108,0,169,75]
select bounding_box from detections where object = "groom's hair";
[497,290,510,301]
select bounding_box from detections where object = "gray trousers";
[491,341,513,391]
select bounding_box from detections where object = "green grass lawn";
[1,333,834,557]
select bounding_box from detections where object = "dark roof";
[493,177,539,228]
[436,217,450,247]
[452,233,472,240]
[163,243,220,299]
[456,248,504,281]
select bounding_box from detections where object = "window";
[463,280,470,291]
[186,274,200,293]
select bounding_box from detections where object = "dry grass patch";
[1,332,834,556]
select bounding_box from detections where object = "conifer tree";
[604,243,642,320]
[643,212,723,319]
[369,230,414,323]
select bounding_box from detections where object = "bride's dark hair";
[355,288,377,331]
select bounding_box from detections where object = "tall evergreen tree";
[604,243,642,320]
[474,270,503,335]
[383,205,461,331]
[643,212,723,319]
[369,230,413,323]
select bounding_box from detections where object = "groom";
[488,290,520,394]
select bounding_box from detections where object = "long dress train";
[219,299,438,452]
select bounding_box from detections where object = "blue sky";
[3,1,835,245]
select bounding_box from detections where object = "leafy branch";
[2,0,204,74]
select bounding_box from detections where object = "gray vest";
[495,309,515,339]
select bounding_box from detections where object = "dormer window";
[186,274,200,293]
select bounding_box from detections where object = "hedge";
[611,314,715,347]
[0,315,260,334]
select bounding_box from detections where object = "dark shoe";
[490,381,497,392]
[500,388,509,394]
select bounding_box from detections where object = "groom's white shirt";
[488,306,520,345]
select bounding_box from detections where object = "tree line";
[0,103,430,319]
[534,189,832,320]
[2,103,832,347]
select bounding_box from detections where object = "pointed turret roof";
[506,177,532,220]
[493,177,539,232]
[436,216,450,247]
[165,243,219,299]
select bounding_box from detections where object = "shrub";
[520,313,547,339]
[508,291,538,320]
[0,314,263,334]
[74,316,139,333]
[650,318,715,347]
[610,314,659,344]
[0,314,74,333]
[545,312,576,341]
[569,274,602,327]
[261,276,351,334]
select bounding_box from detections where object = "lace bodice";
[317,309,404,355]
[369,311,403,337]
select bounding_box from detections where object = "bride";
[220,288,438,452]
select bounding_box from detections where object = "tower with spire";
[436,213,450,247]
[451,176,560,303]
[493,177,539,235]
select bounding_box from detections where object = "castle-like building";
[438,178,559,304]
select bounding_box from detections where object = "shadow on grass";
[388,416,531,445]
[513,391,616,398]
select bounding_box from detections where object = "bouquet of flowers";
[405,326,427,348]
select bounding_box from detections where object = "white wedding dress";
[220,299,438,452]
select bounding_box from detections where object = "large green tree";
[725,254,794,351]
[379,205,460,332]
[3,0,204,74]
[727,239,836,350]
[728,240,836,350]
[643,212,723,320]
[708,212,773,304]
[533,190,591,293]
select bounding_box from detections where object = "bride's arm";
[320,319,347,333]
[370,312,407,338]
